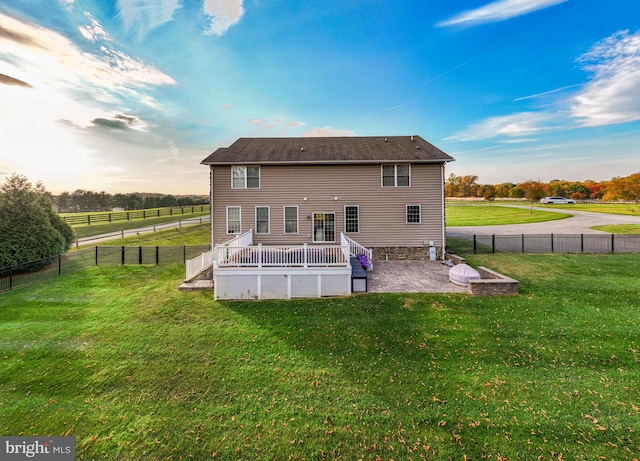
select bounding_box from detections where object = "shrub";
[0,174,74,270]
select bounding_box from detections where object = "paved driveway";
[447,205,640,237]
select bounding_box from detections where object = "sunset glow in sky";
[1,1,639,194]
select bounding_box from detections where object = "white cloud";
[78,11,111,42]
[445,112,556,141]
[116,0,180,39]
[0,11,175,120]
[303,127,356,137]
[203,0,244,36]
[438,0,567,27]
[571,30,640,126]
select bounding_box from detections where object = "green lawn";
[76,223,211,248]
[592,224,640,234]
[1,254,638,460]
[446,203,571,226]
[539,202,640,216]
[71,212,209,239]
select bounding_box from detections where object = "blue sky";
[1,0,639,194]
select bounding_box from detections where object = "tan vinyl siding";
[211,164,444,248]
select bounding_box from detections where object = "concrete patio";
[367,260,467,293]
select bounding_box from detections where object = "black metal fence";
[462,234,640,254]
[0,245,211,293]
[62,205,210,226]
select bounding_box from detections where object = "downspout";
[441,163,446,260]
[210,166,215,248]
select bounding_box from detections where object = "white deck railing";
[185,249,215,281]
[215,243,350,268]
[185,229,254,280]
[341,233,373,270]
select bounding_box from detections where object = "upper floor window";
[382,164,410,187]
[232,166,260,189]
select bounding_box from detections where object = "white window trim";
[381,164,411,187]
[406,204,421,224]
[344,205,360,233]
[284,206,299,234]
[255,206,270,234]
[226,206,241,234]
[231,165,260,189]
[313,212,336,243]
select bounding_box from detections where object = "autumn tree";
[520,180,546,213]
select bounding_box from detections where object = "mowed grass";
[592,224,640,234]
[1,255,639,460]
[539,202,640,216]
[77,223,211,248]
[446,203,571,226]
[71,212,209,239]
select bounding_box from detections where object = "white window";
[382,164,410,187]
[284,206,298,234]
[344,205,359,233]
[227,206,241,233]
[256,206,270,234]
[232,166,260,189]
[313,213,335,242]
[406,204,421,224]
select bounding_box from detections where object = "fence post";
[522,234,525,253]
[581,234,584,253]
[88,215,91,226]
[156,246,160,265]
[551,234,554,253]
[492,234,495,254]
[611,233,615,253]
[95,246,99,266]
[473,235,477,254]
[58,255,62,275]
[121,246,125,265]
[183,246,186,263]
[127,211,130,221]
[138,246,142,265]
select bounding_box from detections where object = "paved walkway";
[367,260,466,293]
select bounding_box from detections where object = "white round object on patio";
[449,263,480,286]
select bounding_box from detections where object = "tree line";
[55,190,209,213]
[446,171,640,202]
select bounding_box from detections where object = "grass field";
[70,212,209,239]
[538,202,640,216]
[445,203,571,226]
[77,223,212,248]
[1,253,638,460]
[592,224,640,234]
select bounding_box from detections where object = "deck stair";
[350,256,368,292]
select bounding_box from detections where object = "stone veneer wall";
[372,246,442,261]
[468,267,519,296]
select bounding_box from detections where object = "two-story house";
[201,135,454,261]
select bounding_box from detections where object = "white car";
[540,196,575,204]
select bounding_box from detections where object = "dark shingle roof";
[201,136,454,165]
